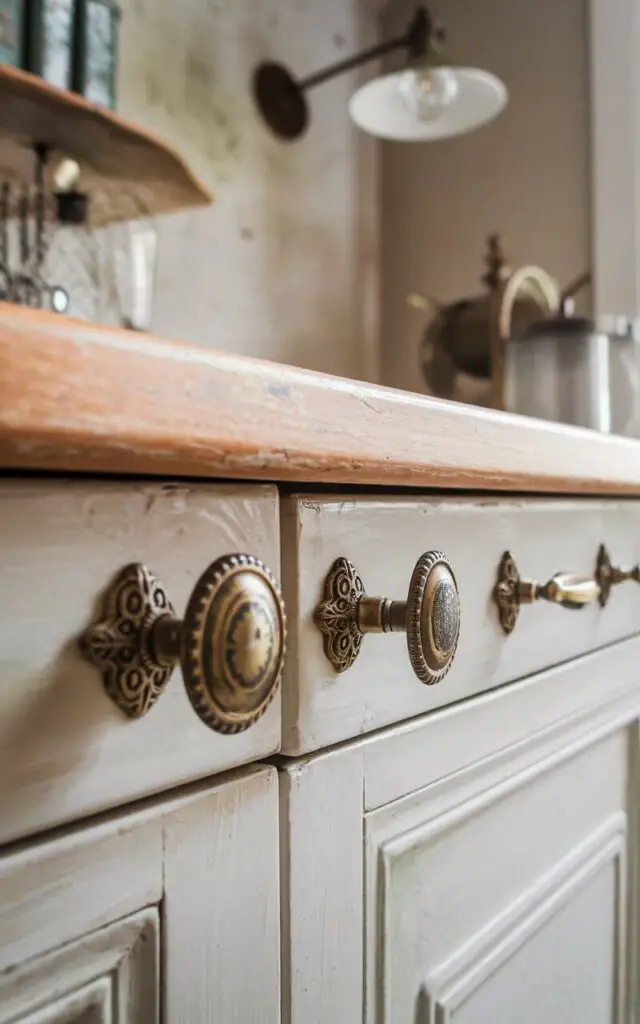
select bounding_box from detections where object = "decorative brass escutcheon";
[494,550,601,635]
[80,554,286,734]
[314,551,460,685]
[595,543,640,607]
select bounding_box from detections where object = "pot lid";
[512,308,640,344]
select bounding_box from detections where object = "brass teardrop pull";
[80,554,286,734]
[494,551,600,635]
[314,551,460,685]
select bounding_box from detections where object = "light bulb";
[397,67,459,124]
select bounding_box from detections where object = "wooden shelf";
[0,65,212,225]
[1,302,640,495]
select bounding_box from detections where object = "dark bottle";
[0,0,23,66]
[71,0,119,108]
[24,0,75,88]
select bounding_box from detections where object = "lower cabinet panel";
[279,638,640,1024]
[368,733,626,1024]
[0,910,158,1023]
[0,765,280,1024]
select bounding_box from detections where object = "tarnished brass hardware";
[314,551,460,685]
[414,235,562,406]
[494,551,600,635]
[80,554,286,734]
[596,543,640,607]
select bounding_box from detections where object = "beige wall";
[380,0,591,397]
[116,0,379,378]
[114,0,590,390]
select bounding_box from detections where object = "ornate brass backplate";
[80,563,175,718]
[596,543,640,607]
[494,551,521,635]
[596,544,614,608]
[80,553,286,733]
[314,557,365,673]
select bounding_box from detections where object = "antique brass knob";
[314,551,460,684]
[494,551,600,635]
[80,554,286,734]
[596,543,640,607]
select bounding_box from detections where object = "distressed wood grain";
[280,494,640,753]
[279,747,364,1024]
[2,304,640,494]
[0,478,281,843]
[0,766,279,1024]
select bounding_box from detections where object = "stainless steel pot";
[504,310,640,436]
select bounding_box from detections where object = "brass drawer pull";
[80,554,286,734]
[596,543,640,607]
[314,551,460,685]
[494,551,600,635]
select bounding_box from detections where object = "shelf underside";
[0,65,213,225]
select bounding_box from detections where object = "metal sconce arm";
[253,6,432,139]
[300,7,431,90]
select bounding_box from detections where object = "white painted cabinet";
[3,474,640,1023]
[368,732,628,1024]
[281,494,640,753]
[280,637,640,1024]
[0,765,280,1024]
[0,480,282,844]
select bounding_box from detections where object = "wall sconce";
[252,5,507,143]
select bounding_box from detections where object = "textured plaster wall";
[116,0,379,378]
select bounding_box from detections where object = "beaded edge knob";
[180,553,287,734]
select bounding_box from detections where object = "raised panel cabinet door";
[368,733,627,1024]
[0,765,280,1024]
[279,636,640,1024]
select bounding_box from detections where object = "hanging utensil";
[0,181,11,301]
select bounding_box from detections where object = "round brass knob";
[406,551,461,683]
[80,554,286,733]
[314,550,460,685]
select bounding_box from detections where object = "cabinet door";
[0,765,280,1024]
[368,732,628,1024]
[280,636,640,1024]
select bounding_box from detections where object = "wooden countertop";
[1,303,640,495]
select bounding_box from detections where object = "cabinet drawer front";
[0,480,281,843]
[281,494,640,753]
